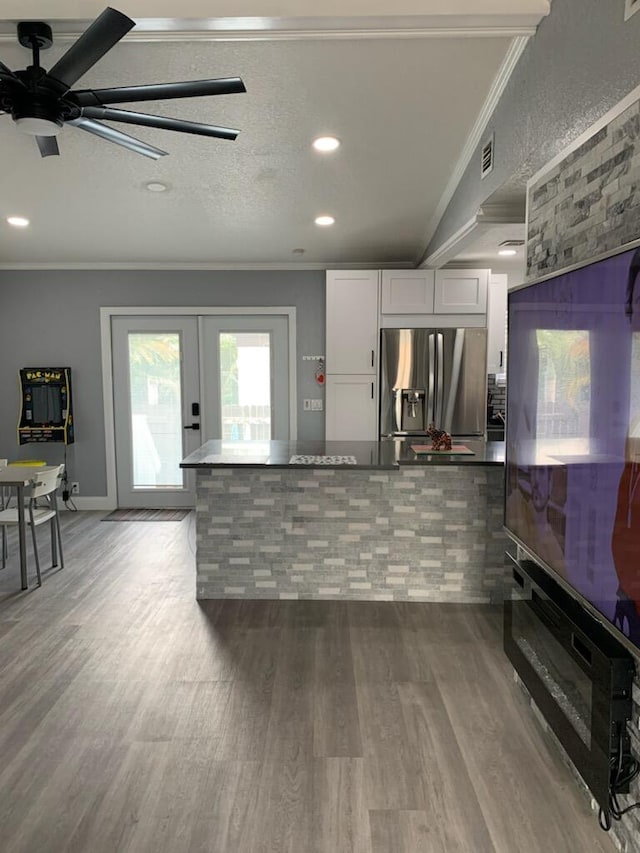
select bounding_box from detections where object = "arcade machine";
[16,368,74,501]
[18,367,74,446]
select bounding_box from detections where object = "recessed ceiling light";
[315,215,335,227]
[145,181,168,192]
[7,216,29,228]
[313,136,340,153]
[498,248,517,256]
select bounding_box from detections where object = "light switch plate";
[311,399,324,411]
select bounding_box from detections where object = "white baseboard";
[60,496,116,512]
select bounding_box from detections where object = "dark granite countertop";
[181,439,505,469]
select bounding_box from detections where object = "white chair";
[0,464,65,587]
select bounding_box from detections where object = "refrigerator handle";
[394,389,403,433]
[436,333,444,426]
[428,334,435,426]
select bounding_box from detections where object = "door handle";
[183,423,200,431]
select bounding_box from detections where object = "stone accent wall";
[195,466,508,602]
[527,97,640,280]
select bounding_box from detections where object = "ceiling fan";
[0,6,246,159]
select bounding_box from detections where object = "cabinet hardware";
[500,350,503,368]
[371,349,374,367]
[184,423,200,431]
[371,382,374,399]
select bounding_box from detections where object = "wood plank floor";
[0,512,614,853]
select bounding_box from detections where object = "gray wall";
[427,0,640,258]
[0,269,325,496]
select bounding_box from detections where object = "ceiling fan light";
[15,116,62,136]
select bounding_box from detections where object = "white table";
[0,465,58,590]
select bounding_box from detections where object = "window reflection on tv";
[506,245,640,652]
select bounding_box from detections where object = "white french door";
[200,315,290,442]
[111,312,292,508]
[112,317,201,508]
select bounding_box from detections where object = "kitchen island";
[181,439,507,602]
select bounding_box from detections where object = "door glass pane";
[535,330,591,438]
[220,332,271,439]
[128,332,184,488]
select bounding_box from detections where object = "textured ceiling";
[0,26,516,266]
[452,222,527,277]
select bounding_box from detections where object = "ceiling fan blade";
[71,77,246,107]
[81,106,239,140]
[68,117,168,159]
[0,60,22,83]
[48,7,135,90]
[36,135,60,157]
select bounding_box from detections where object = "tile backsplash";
[487,373,506,420]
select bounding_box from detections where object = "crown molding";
[625,0,640,21]
[420,215,481,269]
[0,261,415,271]
[477,201,526,223]
[0,24,538,44]
[416,34,529,266]
[0,12,546,42]
[419,201,525,269]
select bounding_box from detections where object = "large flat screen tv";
[506,243,640,655]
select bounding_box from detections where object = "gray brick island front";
[181,439,508,603]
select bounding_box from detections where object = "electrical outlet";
[71,482,79,494]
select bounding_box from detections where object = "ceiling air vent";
[500,240,525,248]
[625,0,640,19]
[481,134,494,179]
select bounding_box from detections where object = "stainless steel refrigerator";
[379,327,487,437]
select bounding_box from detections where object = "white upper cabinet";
[380,270,435,314]
[487,273,508,374]
[434,268,489,314]
[326,270,379,375]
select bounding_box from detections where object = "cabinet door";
[434,269,488,314]
[381,269,435,314]
[487,273,508,374]
[326,270,379,374]
[325,375,377,440]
